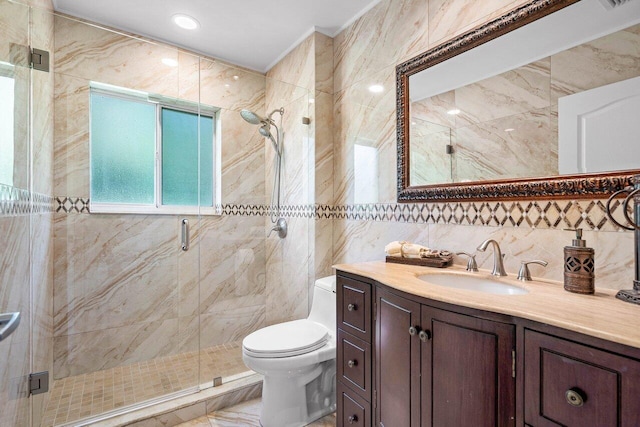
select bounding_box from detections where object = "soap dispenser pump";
[563,228,595,294]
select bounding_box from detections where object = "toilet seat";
[243,319,329,358]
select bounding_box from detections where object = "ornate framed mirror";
[397,0,640,202]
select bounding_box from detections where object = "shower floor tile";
[177,398,336,426]
[41,342,247,427]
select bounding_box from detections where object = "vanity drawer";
[337,381,371,427]
[338,329,372,401]
[524,330,640,427]
[337,275,372,342]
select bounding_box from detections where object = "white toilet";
[242,276,337,427]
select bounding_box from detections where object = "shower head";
[259,124,272,138]
[240,109,266,125]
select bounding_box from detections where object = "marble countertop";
[333,261,640,349]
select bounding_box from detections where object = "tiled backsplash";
[51,195,630,232]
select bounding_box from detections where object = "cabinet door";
[421,306,516,427]
[375,288,421,427]
[524,330,640,427]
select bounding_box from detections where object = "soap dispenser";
[563,228,595,294]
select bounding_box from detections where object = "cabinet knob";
[409,326,418,336]
[419,329,431,342]
[348,414,358,424]
[347,303,357,312]
[347,359,358,368]
[565,388,586,407]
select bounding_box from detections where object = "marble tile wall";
[330,0,637,292]
[52,15,271,380]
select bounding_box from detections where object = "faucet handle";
[456,252,478,272]
[517,260,548,281]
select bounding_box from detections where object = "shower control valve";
[268,217,288,239]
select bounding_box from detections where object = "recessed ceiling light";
[233,75,239,80]
[368,84,384,93]
[161,58,178,67]
[447,109,461,115]
[172,14,199,30]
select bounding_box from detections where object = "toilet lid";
[243,319,329,358]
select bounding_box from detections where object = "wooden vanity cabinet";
[336,270,640,427]
[375,286,516,427]
[337,274,374,426]
[524,329,640,427]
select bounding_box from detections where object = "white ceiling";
[51,0,380,73]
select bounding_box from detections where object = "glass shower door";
[0,1,32,426]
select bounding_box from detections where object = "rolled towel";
[385,241,406,257]
[401,243,431,259]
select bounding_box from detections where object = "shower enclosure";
[0,2,314,426]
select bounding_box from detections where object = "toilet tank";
[308,276,336,333]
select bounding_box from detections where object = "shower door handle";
[181,219,189,251]
[0,312,20,342]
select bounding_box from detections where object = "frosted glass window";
[89,84,218,214]
[91,93,156,204]
[0,74,14,186]
[162,108,214,207]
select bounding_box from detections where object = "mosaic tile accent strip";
[53,196,632,231]
[332,200,630,231]
[0,184,55,216]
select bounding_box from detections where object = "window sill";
[90,203,221,216]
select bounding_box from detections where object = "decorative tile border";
[0,184,55,216]
[52,196,630,232]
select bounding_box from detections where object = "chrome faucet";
[476,239,507,276]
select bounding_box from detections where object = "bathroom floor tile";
[179,398,336,427]
[42,342,248,427]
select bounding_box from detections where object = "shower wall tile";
[198,215,266,317]
[333,0,431,93]
[53,73,90,197]
[267,33,315,91]
[200,305,265,349]
[52,317,188,379]
[53,213,180,337]
[219,109,266,206]
[315,33,335,95]
[11,65,30,192]
[54,15,180,96]
[193,57,267,113]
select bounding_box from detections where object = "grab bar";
[181,218,189,251]
[0,312,20,342]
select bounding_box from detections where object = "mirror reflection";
[408,0,640,187]
[0,61,15,186]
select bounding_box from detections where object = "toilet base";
[259,359,336,427]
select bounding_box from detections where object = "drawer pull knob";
[565,388,585,407]
[347,359,358,368]
[348,414,358,424]
[409,326,418,336]
[419,330,431,342]
[347,303,357,312]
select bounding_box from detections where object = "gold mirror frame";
[397,0,638,202]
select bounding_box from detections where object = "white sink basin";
[417,273,529,295]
